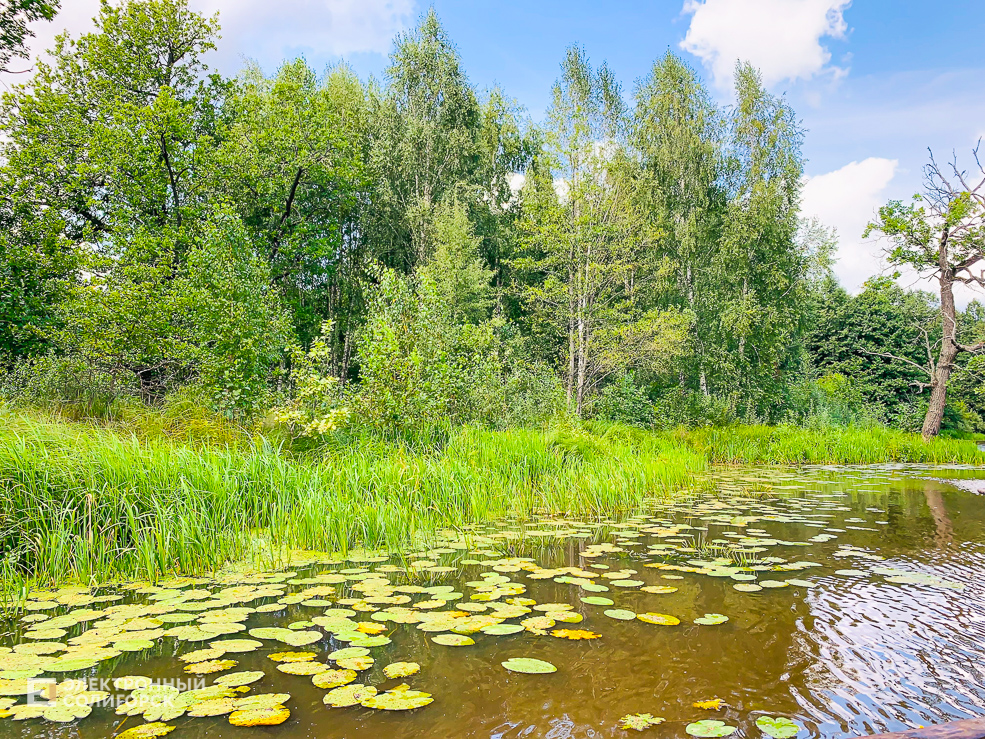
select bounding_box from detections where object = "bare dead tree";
[865,144,985,440]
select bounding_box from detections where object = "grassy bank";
[672,424,985,465]
[0,410,704,590]
[2,409,983,592]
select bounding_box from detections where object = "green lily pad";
[756,716,801,738]
[214,671,264,687]
[116,722,176,738]
[581,597,614,606]
[480,624,524,636]
[694,614,729,626]
[734,583,762,592]
[328,647,370,661]
[686,720,738,737]
[604,609,636,621]
[361,686,433,711]
[501,658,556,674]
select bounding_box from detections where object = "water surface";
[1,466,984,739]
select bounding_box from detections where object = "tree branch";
[860,348,934,379]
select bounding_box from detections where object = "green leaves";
[686,720,738,737]
[756,716,801,738]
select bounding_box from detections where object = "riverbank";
[2,408,983,591]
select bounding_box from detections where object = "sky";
[4,0,985,303]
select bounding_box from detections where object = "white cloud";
[680,0,851,88]
[0,0,412,91]
[800,157,897,292]
[198,0,413,71]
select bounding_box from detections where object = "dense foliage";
[1,0,983,438]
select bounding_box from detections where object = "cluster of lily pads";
[0,466,964,736]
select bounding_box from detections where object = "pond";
[1,466,984,739]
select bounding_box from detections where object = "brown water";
[2,466,985,739]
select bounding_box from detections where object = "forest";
[1,0,984,445]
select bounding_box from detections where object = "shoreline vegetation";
[2,407,982,601]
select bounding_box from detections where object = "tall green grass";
[673,424,985,465]
[0,412,702,589]
[3,409,983,593]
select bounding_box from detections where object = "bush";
[0,353,137,419]
[650,387,738,429]
[782,372,883,428]
[588,373,655,428]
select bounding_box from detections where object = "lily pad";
[637,613,680,626]
[116,722,176,738]
[361,686,433,711]
[693,699,725,710]
[431,634,474,647]
[640,586,678,594]
[228,705,290,726]
[311,669,357,689]
[184,659,237,675]
[686,720,738,737]
[269,652,317,663]
[277,661,328,676]
[382,662,420,679]
[327,647,370,661]
[480,624,524,636]
[734,583,763,592]
[551,629,601,640]
[604,609,636,620]
[694,614,729,626]
[581,597,614,606]
[621,713,666,731]
[756,716,801,738]
[336,657,374,671]
[214,671,264,687]
[501,658,556,674]
[323,683,378,708]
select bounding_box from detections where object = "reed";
[0,411,700,588]
[3,409,981,592]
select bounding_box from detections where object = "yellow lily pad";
[228,705,290,726]
[382,662,420,679]
[361,685,433,711]
[323,683,378,708]
[184,659,238,675]
[311,669,357,689]
[637,613,681,626]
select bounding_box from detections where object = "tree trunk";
[922,238,960,441]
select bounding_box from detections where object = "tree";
[0,0,58,73]
[515,46,690,415]
[717,63,807,416]
[632,51,723,396]
[865,148,985,439]
[365,9,482,271]
[418,200,494,325]
[0,0,223,251]
[220,60,368,357]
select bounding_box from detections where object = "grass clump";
[2,408,983,593]
[0,410,701,589]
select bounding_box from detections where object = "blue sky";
[6,0,985,300]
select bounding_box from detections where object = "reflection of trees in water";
[923,488,953,546]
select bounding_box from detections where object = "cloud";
[197,0,414,71]
[1,0,413,90]
[680,0,851,88]
[800,157,898,292]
